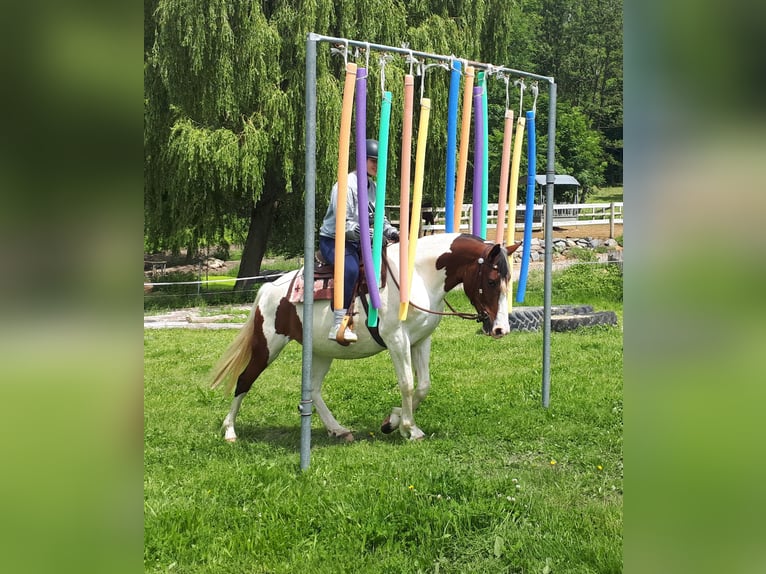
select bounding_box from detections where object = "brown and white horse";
[210,233,520,442]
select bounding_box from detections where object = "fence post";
[610,202,615,238]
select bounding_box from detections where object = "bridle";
[383,242,504,324]
[468,242,499,322]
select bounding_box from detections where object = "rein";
[382,252,488,323]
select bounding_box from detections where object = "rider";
[318,138,400,343]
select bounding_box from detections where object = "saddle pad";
[288,270,334,303]
[287,259,386,304]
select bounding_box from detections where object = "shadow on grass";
[225,420,404,451]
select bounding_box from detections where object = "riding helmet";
[366,139,378,159]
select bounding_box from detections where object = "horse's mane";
[495,244,511,280]
[457,234,511,281]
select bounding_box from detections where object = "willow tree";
[145,0,414,288]
[145,0,621,285]
[145,0,339,289]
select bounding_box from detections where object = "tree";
[536,0,622,184]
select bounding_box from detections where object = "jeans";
[319,235,360,309]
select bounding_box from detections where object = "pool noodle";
[453,66,475,230]
[471,86,483,235]
[406,98,431,300]
[480,72,489,239]
[444,60,461,232]
[367,90,392,327]
[398,75,414,320]
[333,62,357,310]
[354,68,381,312]
[516,110,536,303]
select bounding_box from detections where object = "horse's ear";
[506,241,522,255]
[488,243,502,260]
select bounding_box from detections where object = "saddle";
[288,251,387,306]
[287,250,388,347]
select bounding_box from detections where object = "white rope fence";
[143,272,285,288]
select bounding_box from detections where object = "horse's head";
[436,235,522,338]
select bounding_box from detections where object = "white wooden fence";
[386,202,624,235]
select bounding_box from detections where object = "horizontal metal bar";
[308,32,554,84]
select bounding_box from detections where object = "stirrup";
[330,315,357,344]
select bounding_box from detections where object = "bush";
[568,246,598,262]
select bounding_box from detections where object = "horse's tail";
[209,295,260,394]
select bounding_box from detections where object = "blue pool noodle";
[444,61,461,232]
[516,110,536,302]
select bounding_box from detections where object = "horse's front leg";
[381,337,431,439]
[310,355,354,442]
[380,342,424,440]
[411,337,432,411]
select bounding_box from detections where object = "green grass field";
[586,186,623,204]
[145,267,623,573]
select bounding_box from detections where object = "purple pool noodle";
[354,68,381,309]
[472,86,484,236]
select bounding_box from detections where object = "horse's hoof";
[380,416,394,434]
[225,436,237,443]
[330,430,355,442]
[408,428,426,441]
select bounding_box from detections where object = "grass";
[145,263,623,573]
[144,265,623,574]
[586,187,623,204]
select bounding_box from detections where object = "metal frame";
[302,33,557,469]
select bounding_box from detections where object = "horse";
[209,233,521,442]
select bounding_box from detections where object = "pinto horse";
[210,233,521,442]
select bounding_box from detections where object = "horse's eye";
[488,279,498,287]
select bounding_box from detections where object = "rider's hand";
[345,221,361,242]
[384,227,400,242]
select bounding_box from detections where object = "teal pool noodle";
[516,110,536,302]
[368,91,392,328]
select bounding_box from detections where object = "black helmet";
[366,139,379,159]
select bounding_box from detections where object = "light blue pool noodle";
[516,110,536,302]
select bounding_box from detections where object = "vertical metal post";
[542,81,557,408]
[300,34,318,470]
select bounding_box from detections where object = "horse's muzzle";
[482,317,509,338]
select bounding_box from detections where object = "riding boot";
[328,308,357,343]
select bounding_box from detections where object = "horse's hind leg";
[310,356,354,441]
[222,393,245,442]
[222,334,289,442]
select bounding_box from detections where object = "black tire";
[550,311,618,332]
[508,305,594,332]
[508,308,543,332]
